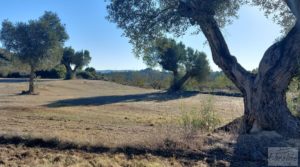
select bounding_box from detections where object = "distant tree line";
[102,68,172,89]
[102,69,238,91]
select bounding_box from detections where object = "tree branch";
[199,18,253,93]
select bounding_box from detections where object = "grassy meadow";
[0,78,247,166]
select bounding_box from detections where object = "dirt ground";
[0,78,277,167]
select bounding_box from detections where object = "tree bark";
[244,21,300,137]
[193,3,300,138]
[28,66,35,94]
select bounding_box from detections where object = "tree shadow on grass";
[0,78,60,83]
[46,91,199,108]
[0,78,28,83]
[0,134,220,166]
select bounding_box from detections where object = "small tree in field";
[0,11,68,94]
[144,38,210,91]
[62,47,91,80]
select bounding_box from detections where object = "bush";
[6,72,28,78]
[53,65,67,79]
[85,67,97,75]
[36,65,66,79]
[180,97,220,137]
[76,71,94,79]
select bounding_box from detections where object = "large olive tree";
[0,11,68,94]
[107,0,300,137]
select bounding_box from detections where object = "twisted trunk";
[196,9,300,137]
[169,72,191,91]
[243,23,300,137]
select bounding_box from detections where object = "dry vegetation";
[0,78,291,166]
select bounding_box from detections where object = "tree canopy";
[107,0,294,55]
[0,11,68,71]
[0,48,11,64]
[144,38,185,73]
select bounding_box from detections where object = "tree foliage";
[36,65,67,79]
[144,38,185,73]
[107,0,247,55]
[0,48,11,64]
[107,0,296,52]
[0,11,68,71]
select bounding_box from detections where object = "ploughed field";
[0,78,252,166]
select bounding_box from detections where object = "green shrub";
[36,65,66,79]
[180,97,220,136]
[85,67,97,76]
[76,71,95,79]
[53,65,67,79]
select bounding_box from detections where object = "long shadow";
[47,91,199,108]
[199,91,242,97]
[0,135,210,165]
[0,78,59,83]
[0,78,28,83]
[0,133,275,166]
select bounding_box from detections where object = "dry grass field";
[0,78,285,166]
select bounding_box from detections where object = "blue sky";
[0,0,282,71]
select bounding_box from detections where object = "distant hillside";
[97,70,135,74]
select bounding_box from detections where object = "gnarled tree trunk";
[169,72,191,91]
[241,22,300,137]
[180,0,300,138]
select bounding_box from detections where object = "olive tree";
[107,0,300,137]
[62,47,91,80]
[0,11,68,94]
[144,38,210,91]
[144,38,184,90]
